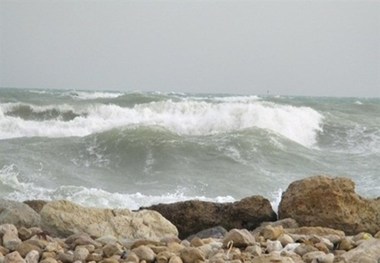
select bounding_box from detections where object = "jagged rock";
[302,251,326,263]
[4,251,25,263]
[0,224,22,251]
[23,200,48,214]
[261,225,284,240]
[334,239,380,263]
[278,176,380,235]
[143,196,276,238]
[179,247,205,263]
[16,242,42,258]
[102,243,123,258]
[131,245,156,263]
[223,229,255,248]
[186,226,227,241]
[251,254,295,263]
[0,200,41,229]
[73,246,89,262]
[24,250,40,263]
[40,200,178,240]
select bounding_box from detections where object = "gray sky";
[1,0,379,97]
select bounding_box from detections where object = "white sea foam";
[0,164,234,209]
[69,91,124,100]
[0,99,323,147]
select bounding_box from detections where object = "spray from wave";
[0,99,323,147]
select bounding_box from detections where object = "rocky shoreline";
[0,175,379,263]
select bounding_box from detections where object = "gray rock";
[143,196,276,239]
[0,224,22,251]
[335,239,380,263]
[186,226,227,240]
[279,176,380,235]
[25,250,40,263]
[0,200,41,228]
[40,200,178,240]
[222,229,255,248]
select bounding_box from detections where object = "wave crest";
[0,99,323,147]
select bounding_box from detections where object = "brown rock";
[338,237,355,251]
[278,176,380,235]
[16,242,42,258]
[57,252,74,263]
[294,244,319,257]
[102,243,123,258]
[132,245,156,263]
[23,200,48,213]
[125,252,139,263]
[335,239,380,262]
[40,252,56,260]
[261,225,284,240]
[223,229,255,248]
[4,251,25,263]
[169,255,183,263]
[179,247,205,263]
[143,196,276,239]
[40,258,58,263]
[0,245,10,255]
[25,250,40,263]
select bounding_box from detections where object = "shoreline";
[1,175,380,262]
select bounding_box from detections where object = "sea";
[0,88,379,212]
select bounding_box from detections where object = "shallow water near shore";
[0,88,379,210]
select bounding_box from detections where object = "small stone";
[150,245,168,254]
[294,244,318,256]
[22,240,48,250]
[57,252,74,263]
[338,237,355,251]
[0,224,22,251]
[0,246,9,255]
[99,258,119,263]
[313,253,334,263]
[282,243,300,252]
[261,225,284,241]
[157,251,174,263]
[374,230,380,239]
[314,242,329,254]
[74,247,89,262]
[18,228,33,241]
[102,243,123,258]
[167,242,185,253]
[40,258,58,263]
[223,229,255,248]
[302,251,327,263]
[125,252,139,263]
[265,240,282,253]
[278,234,294,247]
[25,250,40,263]
[45,242,64,253]
[169,255,183,263]
[40,252,56,260]
[245,244,262,256]
[87,253,103,262]
[4,251,25,263]
[132,245,155,263]
[179,247,205,263]
[353,232,373,242]
[130,240,161,249]
[16,242,42,258]
[95,235,118,246]
[190,237,204,247]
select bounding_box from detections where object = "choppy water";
[0,88,379,210]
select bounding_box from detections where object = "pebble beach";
[0,175,379,263]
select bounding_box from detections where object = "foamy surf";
[0,99,323,147]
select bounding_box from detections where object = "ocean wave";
[0,103,83,121]
[0,164,234,209]
[0,99,323,147]
[68,91,124,100]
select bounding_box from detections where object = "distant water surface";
[0,88,379,210]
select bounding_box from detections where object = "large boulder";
[142,196,276,239]
[335,239,380,263]
[40,200,178,240]
[278,176,380,235]
[0,200,41,228]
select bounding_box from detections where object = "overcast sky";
[1,0,379,97]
